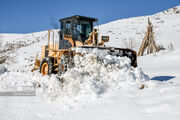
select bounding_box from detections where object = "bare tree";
[138,18,159,56]
[168,42,174,51]
[122,37,138,50]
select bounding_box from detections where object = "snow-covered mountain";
[98,5,180,51]
[159,5,180,15]
[0,5,180,120]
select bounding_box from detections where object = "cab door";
[59,20,72,49]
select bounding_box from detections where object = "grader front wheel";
[40,57,54,75]
[41,63,48,75]
[59,55,68,76]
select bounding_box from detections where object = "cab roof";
[59,15,98,22]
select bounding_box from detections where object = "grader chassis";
[33,15,137,76]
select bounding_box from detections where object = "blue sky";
[0,0,180,33]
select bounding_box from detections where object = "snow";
[0,5,180,120]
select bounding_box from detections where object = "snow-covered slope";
[98,6,180,51]
[0,5,180,120]
[158,5,180,15]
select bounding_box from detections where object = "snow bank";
[0,48,149,108]
[47,48,149,104]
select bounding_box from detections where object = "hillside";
[0,5,180,120]
[98,6,180,51]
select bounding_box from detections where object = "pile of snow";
[61,48,149,101]
[0,48,149,106]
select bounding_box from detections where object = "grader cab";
[33,15,137,76]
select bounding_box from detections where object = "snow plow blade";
[78,46,137,67]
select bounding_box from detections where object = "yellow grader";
[33,15,137,76]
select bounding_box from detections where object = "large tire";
[59,55,68,76]
[69,51,75,68]
[40,57,54,75]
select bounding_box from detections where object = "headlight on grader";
[100,36,109,46]
[101,36,109,42]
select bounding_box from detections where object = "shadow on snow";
[151,76,175,81]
